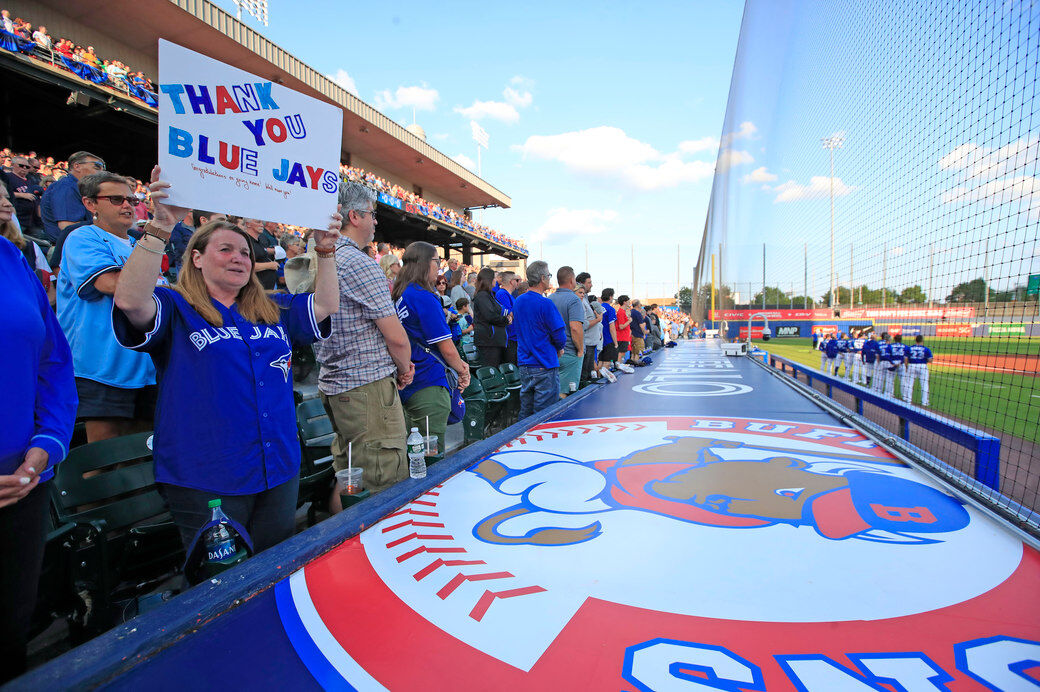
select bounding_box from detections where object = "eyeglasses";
[13,162,29,169]
[77,160,105,170]
[93,194,140,206]
[354,209,377,218]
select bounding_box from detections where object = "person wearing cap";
[513,261,566,417]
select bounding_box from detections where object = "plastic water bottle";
[202,499,241,575]
[407,427,427,479]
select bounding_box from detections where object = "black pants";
[159,476,300,556]
[478,345,506,368]
[506,340,518,366]
[0,483,49,683]
[581,346,597,382]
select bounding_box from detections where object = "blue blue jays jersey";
[836,338,849,352]
[888,342,907,363]
[113,287,330,495]
[396,283,453,403]
[877,341,890,361]
[852,338,865,352]
[824,338,839,358]
[861,339,880,363]
[907,345,933,364]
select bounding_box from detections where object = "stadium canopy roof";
[27,0,512,212]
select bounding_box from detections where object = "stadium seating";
[49,432,184,636]
[497,363,522,424]
[295,398,336,526]
[461,377,489,444]
[475,367,511,431]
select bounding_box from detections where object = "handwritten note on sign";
[157,39,342,229]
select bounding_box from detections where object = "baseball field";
[750,337,1040,444]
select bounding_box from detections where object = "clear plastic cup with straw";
[424,416,438,457]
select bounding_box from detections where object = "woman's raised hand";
[148,165,191,230]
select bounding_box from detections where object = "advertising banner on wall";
[157,40,343,229]
[711,307,975,321]
[936,324,974,337]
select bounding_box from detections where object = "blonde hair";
[379,252,400,280]
[0,186,25,249]
[174,221,280,326]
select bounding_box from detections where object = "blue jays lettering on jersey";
[396,283,452,402]
[112,287,330,495]
[907,345,933,363]
[862,338,879,363]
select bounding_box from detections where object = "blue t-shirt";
[861,339,879,363]
[57,225,158,388]
[112,287,330,494]
[40,174,91,242]
[907,344,932,364]
[514,291,567,369]
[448,306,462,342]
[630,308,645,338]
[824,338,839,358]
[397,283,453,402]
[494,286,517,342]
[600,302,617,345]
[836,338,848,353]
[0,238,76,480]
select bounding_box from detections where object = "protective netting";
[695,0,1040,529]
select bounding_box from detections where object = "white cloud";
[939,137,1040,220]
[721,121,757,147]
[510,75,534,88]
[773,175,854,203]
[374,85,439,112]
[716,149,754,172]
[678,137,718,154]
[451,153,476,170]
[743,166,778,184]
[514,126,727,191]
[327,69,358,96]
[531,208,619,244]
[454,100,520,124]
[503,86,533,108]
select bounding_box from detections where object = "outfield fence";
[694,0,1040,517]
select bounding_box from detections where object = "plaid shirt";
[315,236,399,394]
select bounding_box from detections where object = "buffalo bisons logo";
[471,433,969,547]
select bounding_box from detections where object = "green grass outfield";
[749,337,1040,444]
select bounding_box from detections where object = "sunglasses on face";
[93,194,141,206]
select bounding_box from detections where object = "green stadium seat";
[296,398,336,526]
[462,377,489,443]
[475,366,511,431]
[497,363,522,423]
[50,431,184,636]
[29,518,80,642]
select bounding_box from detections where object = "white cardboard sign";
[157,39,342,229]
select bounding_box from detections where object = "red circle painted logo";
[278,417,1040,691]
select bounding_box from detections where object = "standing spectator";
[904,335,933,406]
[448,269,468,306]
[578,286,604,380]
[0,187,50,299]
[40,150,103,242]
[239,217,279,290]
[4,156,43,235]
[375,242,389,261]
[548,266,586,396]
[112,168,340,554]
[31,24,50,49]
[614,295,634,373]
[57,172,157,443]
[0,232,76,683]
[629,300,647,365]
[598,288,619,374]
[379,252,401,290]
[444,257,459,282]
[514,261,566,417]
[495,271,519,364]
[392,242,471,457]
[472,267,511,366]
[315,182,414,500]
[463,271,477,298]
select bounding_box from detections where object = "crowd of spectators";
[341,165,527,255]
[0,9,157,106]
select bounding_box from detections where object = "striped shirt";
[315,235,399,394]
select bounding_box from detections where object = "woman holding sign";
[112,166,341,554]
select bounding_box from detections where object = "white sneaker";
[619,364,635,374]
[590,370,599,379]
[603,369,618,383]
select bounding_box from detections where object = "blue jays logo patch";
[270,352,292,382]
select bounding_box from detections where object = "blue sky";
[213,0,747,299]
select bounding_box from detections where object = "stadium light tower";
[821,134,845,308]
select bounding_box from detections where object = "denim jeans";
[519,365,559,419]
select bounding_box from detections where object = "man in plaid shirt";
[315,182,414,502]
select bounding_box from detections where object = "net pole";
[711,253,716,325]
[804,242,808,309]
[882,243,887,308]
[983,235,989,314]
[929,243,934,309]
[829,146,835,307]
[762,243,766,309]
[849,243,854,309]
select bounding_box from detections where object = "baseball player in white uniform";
[904,334,934,406]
